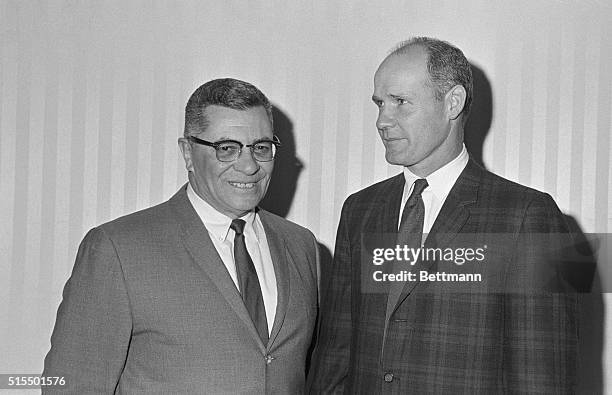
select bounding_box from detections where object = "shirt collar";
[402,144,469,201]
[186,183,260,242]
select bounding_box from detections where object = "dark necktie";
[386,178,429,316]
[231,219,269,344]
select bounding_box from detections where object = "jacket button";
[265,355,274,364]
[384,373,394,382]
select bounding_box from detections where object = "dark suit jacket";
[308,159,578,394]
[43,186,319,394]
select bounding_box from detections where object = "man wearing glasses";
[43,78,319,393]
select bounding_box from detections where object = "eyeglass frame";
[187,135,281,162]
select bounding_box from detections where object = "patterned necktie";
[386,178,429,316]
[231,219,269,344]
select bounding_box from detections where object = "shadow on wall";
[467,62,604,394]
[257,106,334,376]
[260,105,303,218]
[306,242,333,374]
[464,63,493,168]
[563,216,604,395]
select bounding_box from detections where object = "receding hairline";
[383,37,474,119]
[374,45,435,91]
[377,44,429,71]
[389,39,428,56]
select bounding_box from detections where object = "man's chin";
[384,152,413,167]
[227,196,264,213]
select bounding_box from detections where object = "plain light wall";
[1,0,610,393]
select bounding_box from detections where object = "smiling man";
[308,38,577,393]
[43,78,319,394]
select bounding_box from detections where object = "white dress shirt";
[399,145,469,237]
[187,184,277,333]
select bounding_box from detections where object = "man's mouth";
[380,131,405,142]
[228,181,257,189]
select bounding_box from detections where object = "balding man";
[308,37,577,394]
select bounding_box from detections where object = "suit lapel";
[426,159,481,244]
[259,211,290,350]
[387,160,481,316]
[360,176,405,333]
[365,174,405,234]
[169,186,267,352]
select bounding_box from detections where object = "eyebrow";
[371,93,414,102]
[250,137,276,144]
[391,93,413,101]
[390,92,414,98]
[214,137,276,144]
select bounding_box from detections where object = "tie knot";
[406,178,428,207]
[230,219,246,235]
[412,178,428,196]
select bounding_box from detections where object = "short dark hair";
[391,37,473,120]
[184,78,273,137]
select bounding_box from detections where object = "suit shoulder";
[345,174,403,205]
[258,209,316,242]
[477,166,555,204]
[96,199,175,238]
[259,210,318,275]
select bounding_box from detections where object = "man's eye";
[373,100,383,108]
[254,144,271,152]
[218,144,239,152]
[396,98,408,105]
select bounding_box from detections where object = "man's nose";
[233,148,260,175]
[376,107,396,130]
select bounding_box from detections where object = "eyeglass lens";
[216,141,276,162]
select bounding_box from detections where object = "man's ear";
[178,138,194,172]
[445,84,467,120]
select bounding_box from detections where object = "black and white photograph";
[1,1,610,393]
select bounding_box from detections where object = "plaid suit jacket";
[308,159,578,394]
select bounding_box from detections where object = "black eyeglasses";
[188,135,281,162]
